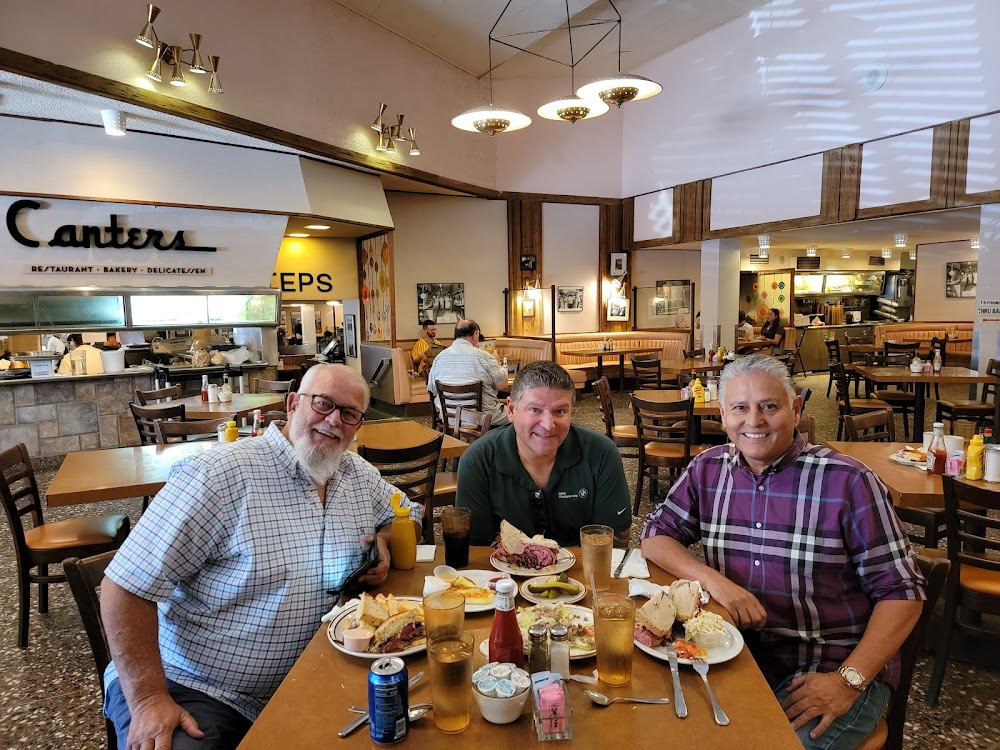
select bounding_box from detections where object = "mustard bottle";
[966,434,985,480]
[389,492,416,570]
[224,420,239,442]
[691,375,705,404]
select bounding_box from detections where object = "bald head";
[454,320,480,340]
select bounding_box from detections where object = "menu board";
[207,294,278,325]
[129,295,209,327]
[793,275,824,294]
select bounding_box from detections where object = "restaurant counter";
[796,322,875,372]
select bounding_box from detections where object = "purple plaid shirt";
[642,433,925,690]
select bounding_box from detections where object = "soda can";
[368,656,408,743]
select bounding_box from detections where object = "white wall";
[387,194,508,340]
[913,241,977,321]
[542,203,600,333]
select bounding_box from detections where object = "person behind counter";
[57,334,104,375]
[99,332,122,350]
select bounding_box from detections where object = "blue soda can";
[368,656,408,743]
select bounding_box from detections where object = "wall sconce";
[971,236,980,250]
[842,248,852,259]
[909,249,917,260]
[757,234,770,258]
[134,4,222,93]
[881,248,892,259]
[893,233,907,247]
[371,103,420,156]
[806,245,817,257]
[101,109,127,136]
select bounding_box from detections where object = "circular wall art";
[771,282,778,290]
[752,283,759,291]
[778,294,785,303]
[778,281,785,290]
[761,291,768,299]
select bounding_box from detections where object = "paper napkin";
[416,545,438,563]
[422,575,450,596]
[611,548,650,579]
[321,597,359,623]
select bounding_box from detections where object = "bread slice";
[458,587,494,605]
[636,590,676,638]
[357,593,388,629]
[499,520,528,555]
[451,575,476,589]
[369,609,425,653]
[669,580,701,623]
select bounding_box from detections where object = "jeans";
[773,676,891,750]
[105,678,252,750]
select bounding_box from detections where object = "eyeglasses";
[298,393,365,425]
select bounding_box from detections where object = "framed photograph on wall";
[417,283,466,324]
[344,314,357,358]
[520,254,537,271]
[557,286,584,312]
[945,261,977,298]
[522,299,536,318]
[607,298,630,321]
[610,252,627,275]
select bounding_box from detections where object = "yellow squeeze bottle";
[389,492,416,570]
[691,376,705,404]
[966,434,985,480]
[224,420,239,442]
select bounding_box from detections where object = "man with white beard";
[101,364,417,750]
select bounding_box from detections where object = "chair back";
[133,384,182,405]
[631,394,696,463]
[982,358,999,403]
[0,443,44,562]
[824,338,844,365]
[829,362,855,412]
[884,340,920,357]
[799,414,816,444]
[865,353,909,368]
[630,356,663,390]
[793,385,812,412]
[592,377,617,439]
[358,435,443,509]
[452,406,492,444]
[843,409,896,442]
[64,551,117,750]
[434,381,483,434]
[129,402,186,445]
[260,410,288,427]
[683,348,705,359]
[844,332,874,346]
[152,414,235,444]
[930,336,948,367]
[254,378,297,395]
[941,475,1000,580]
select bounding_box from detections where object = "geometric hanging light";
[133,4,222,93]
[537,1,610,122]
[881,247,893,259]
[806,244,818,256]
[893,232,907,247]
[576,1,661,107]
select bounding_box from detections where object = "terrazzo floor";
[0,372,996,749]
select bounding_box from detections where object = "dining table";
[824,441,946,510]
[852,364,995,433]
[45,419,469,507]
[236,547,802,750]
[566,346,662,391]
[633,389,722,443]
[660,357,727,375]
[140,392,288,421]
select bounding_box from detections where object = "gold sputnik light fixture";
[133,4,222,93]
[370,104,421,156]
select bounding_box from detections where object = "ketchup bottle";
[926,422,947,476]
[201,375,209,402]
[489,579,524,667]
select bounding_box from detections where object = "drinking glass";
[428,631,475,733]
[422,590,465,640]
[580,524,613,593]
[594,593,635,686]
[441,507,472,568]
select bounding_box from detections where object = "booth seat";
[554,331,690,385]
[493,337,553,368]
[360,342,431,408]
[873,322,973,366]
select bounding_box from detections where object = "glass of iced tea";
[441,507,472,569]
[580,524,614,592]
[428,631,476,733]
[594,593,635,686]
[423,590,466,640]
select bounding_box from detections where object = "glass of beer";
[594,593,635,686]
[428,631,475,733]
[580,524,614,592]
[423,590,465,640]
[441,507,472,568]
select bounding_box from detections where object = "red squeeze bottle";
[488,579,524,667]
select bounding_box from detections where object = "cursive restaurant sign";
[5,199,218,252]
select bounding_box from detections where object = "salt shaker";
[549,624,571,679]
[985,445,1000,483]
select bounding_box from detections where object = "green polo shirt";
[456,424,631,548]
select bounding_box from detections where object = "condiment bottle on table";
[489,579,524,667]
[926,422,947,476]
[967,434,985,480]
[389,491,416,570]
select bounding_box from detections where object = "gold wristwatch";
[837,665,867,691]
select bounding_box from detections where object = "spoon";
[584,690,670,706]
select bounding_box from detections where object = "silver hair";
[718,353,796,406]
[298,363,371,411]
[509,360,574,405]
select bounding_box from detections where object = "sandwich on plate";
[494,520,560,570]
[368,609,426,653]
[668,579,703,622]
[634,590,676,648]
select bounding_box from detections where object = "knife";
[337,670,424,738]
[665,644,688,719]
[613,548,632,578]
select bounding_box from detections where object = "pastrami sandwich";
[633,590,676,648]
[368,609,426,653]
[494,520,560,570]
[668,579,703,623]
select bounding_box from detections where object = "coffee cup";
[943,435,964,454]
[922,431,934,449]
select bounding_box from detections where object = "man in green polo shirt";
[456,360,631,548]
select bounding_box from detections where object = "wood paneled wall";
[507,199,544,336]
[599,203,628,332]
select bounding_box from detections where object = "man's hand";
[781,672,860,740]
[126,692,203,749]
[358,533,390,587]
[705,575,767,630]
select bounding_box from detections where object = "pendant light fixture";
[537,1,610,122]
[806,245,818,257]
[893,233,907,247]
[576,1,661,108]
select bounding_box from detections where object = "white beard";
[293,438,346,485]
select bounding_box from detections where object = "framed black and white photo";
[607,297,630,321]
[610,253,627,275]
[557,286,584,312]
[653,279,692,327]
[416,283,466,324]
[945,261,977,298]
[344,314,357,358]
[520,254,537,271]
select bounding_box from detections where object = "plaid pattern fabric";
[105,424,413,719]
[642,434,925,690]
[427,338,508,420]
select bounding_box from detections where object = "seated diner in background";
[100,363,419,750]
[457,360,631,548]
[640,354,925,750]
[738,307,785,353]
[737,311,754,341]
[410,319,442,376]
[427,318,510,426]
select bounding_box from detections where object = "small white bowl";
[690,630,731,650]
[475,688,530,724]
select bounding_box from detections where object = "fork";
[692,660,730,726]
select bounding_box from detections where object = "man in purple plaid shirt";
[641,354,925,750]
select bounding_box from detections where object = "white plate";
[519,575,586,606]
[889,451,927,468]
[634,621,745,666]
[326,596,425,659]
[489,549,577,577]
[441,569,504,613]
[514,603,596,659]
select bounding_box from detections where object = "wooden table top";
[45,420,468,507]
[142,393,287,420]
[661,357,727,374]
[633,389,723,417]
[568,346,662,358]
[853,365,992,384]
[237,547,801,750]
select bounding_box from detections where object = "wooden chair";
[434,380,483,434]
[129,402,186,445]
[260,410,288,427]
[799,414,816,444]
[884,340,920,357]
[64,551,117,750]
[683,348,705,359]
[863,353,916,439]
[133,384,182,405]
[431,406,494,534]
[672,372,728,444]
[928,336,948,400]
[630,355,664,390]
[152,414,235,444]
[358,435,443,544]
[0,444,129,648]
[830,362,892,441]
[936,358,997,434]
[592,377,639,464]
[825,339,861,398]
[793,384,812,413]
[925,476,1000,706]
[843,409,896,443]
[856,555,950,750]
[631,394,706,512]
[253,377,297,395]
[791,328,807,376]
